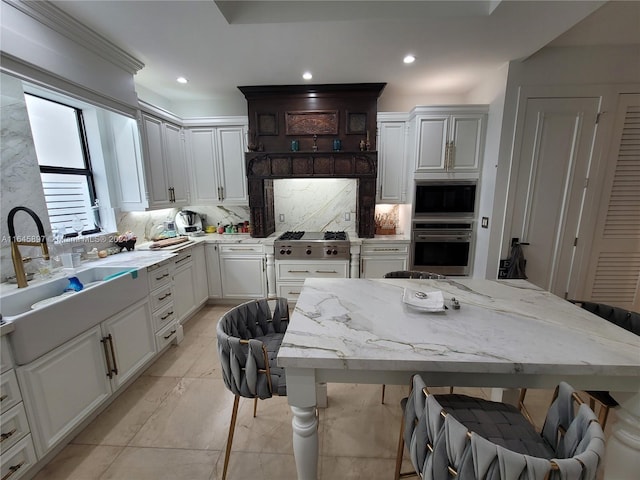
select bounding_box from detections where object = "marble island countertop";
[278,278,640,389]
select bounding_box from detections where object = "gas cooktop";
[277,231,348,242]
[275,231,350,260]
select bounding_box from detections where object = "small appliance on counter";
[175,210,204,236]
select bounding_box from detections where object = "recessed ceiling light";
[176,77,188,84]
[403,55,416,64]
[302,72,313,80]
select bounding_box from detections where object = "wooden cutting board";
[149,236,190,249]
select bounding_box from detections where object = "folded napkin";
[402,288,445,312]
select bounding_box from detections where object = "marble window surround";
[278,277,640,480]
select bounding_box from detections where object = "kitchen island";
[278,278,640,480]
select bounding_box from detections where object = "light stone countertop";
[278,278,640,389]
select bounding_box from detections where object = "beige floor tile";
[319,455,401,480]
[31,444,123,480]
[100,447,218,480]
[183,305,227,339]
[143,332,214,378]
[72,376,181,446]
[321,384,403,459]
[184,337,223,379]
[129,377,234,450]
[213,451,298,480]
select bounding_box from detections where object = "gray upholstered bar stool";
[216,297,290,480]
[396,375,605,480]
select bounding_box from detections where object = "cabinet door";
[102,299,155,391]
[191,243,209,305]
[16,326,111,457]
[415,116,448,171]
[378,121,407,202]
[205,244,223,299]
[188,128,218,204]
[141,113,171,207]
[220,255,266,299]
[450,115,483,171]
[163,122,189,206]
[361,256,408,279]
[173,260,196,323]
[216,126,248,204]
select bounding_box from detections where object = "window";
[24,94,101,237]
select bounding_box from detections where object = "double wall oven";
[411,181,476,276]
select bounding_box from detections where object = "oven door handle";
[415,234,471,241]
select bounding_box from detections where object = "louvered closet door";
[586,94,640,310]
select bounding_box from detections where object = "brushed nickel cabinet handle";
[158,292,172,301]
[0,394,7,402]
[176,254,192,264]
[155,272,170,280]
[315,270,338,274]
[160,311,174,320]
[163,329,177,340]
[288,270,310,273]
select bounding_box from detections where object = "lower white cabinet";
[192,243,208,306]
[16,298,155,458]
[0,434,37,480]
[360,242,409,278]
[174,244,208,322]
[219,244,266,299]
[276,260,349,302]
[205,244,223,299]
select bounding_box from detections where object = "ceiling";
[48,1,638,108]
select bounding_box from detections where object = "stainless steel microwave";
[413,180,477,217]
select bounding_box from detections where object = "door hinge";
[574,237,578,247]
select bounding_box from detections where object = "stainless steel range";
[275,231,350,260]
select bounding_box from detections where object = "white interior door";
[509,97,600,297]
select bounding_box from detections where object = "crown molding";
[5,0,144,74]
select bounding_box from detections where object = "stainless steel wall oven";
[411,221,473,276]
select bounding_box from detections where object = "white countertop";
[278,278,640,387]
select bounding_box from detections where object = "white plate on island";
[402,288,445,312]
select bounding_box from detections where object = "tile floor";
[33,304,611,480]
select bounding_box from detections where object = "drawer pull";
[0,394,7,402]
[0,428,17,442]
[288,270,310,273]
[163,329,177,340]
[228,248,257,251]
[160,311,174,320]
[158,292,172,301]
[373,248,400,252]
[176,254,192,264]
[155,273,170,280]
[2,461,25,480]
[288,291,300,295]
[315,270,337,274]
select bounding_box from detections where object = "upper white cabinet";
[186,123,248,205]
[412,106,487,174]
[377,114,409,203]
[140,112,189,209]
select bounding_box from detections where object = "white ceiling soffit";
[214,1,503,24]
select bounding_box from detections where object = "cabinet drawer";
[276,261,349,280]
[0,434,37,480]
[361,243,409,255]
[156,321,179,351]
[0,370,21,414]
[219,244,263,255]
[149,284,174,311]
[148,264,172,291]
[152,302,176,332]
[276,283,303,303]
[174,249,193,267]
[0,403,29,454]
[1,336,13,374]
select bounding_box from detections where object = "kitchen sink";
[2,265,149,365]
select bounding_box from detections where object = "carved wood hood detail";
[239,83,386,238]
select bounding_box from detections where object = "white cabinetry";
[219,244,266,299]
[205,244,223,299]
[276,260,349,302]
[147,260,179,352]
[140,112,188,208]
[172,244,208,323]
[377,114,409,203]
[1,336,37,480]
[186,124,248,204]
[360,242,409,278]
[16,298,155,458]
[192,243,209,306]
[413,106,487,174]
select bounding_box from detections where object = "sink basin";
[3,265,149,365]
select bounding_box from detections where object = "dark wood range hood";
[239,83,386,238]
